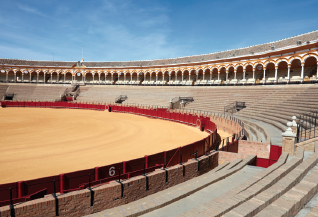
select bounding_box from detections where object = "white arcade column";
[274,66,278,83]
[287,65,291,83]
[301,63,304,82]
[252,68,255,83]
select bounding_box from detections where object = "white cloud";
[16,3,50,19]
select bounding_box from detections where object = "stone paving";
[234,116,283,146]
[85,156,255,217]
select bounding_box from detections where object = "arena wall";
[0,151,220,217]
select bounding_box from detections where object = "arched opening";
[219,67,226,84]
[289,59,302,81]
[176,71,182,85]
[75,72,83,83]
[168,71,175,85]
[187,70,195,85]
[105,73,111,84]
[195,69,203,85]
[304,56,317,81]
[56,72,62,83]
[117,72,124,84]
[245,65,253,83]
[277,61,288,82]
[148,72,155,85]
[22,70,30,83]
[138,72,144,85]
[235,66,243,84]
[211,68,218,84]
[16,71,22,83]
[64,72,72,83]
[30,71,37,83]
[51,72,57,83]
[99,72,105,84]
[7,71,14,83]
[112,73,118,85]
[124,73,130,85]
[254,64,263,83]
[265,62,275,83]
[204,69,210,85]
[156,72,163,85]
[85,72,93,84]
[227,67,234,84]
[130,72,136,85]
[0,69,5,82]
[182,70,189,85]
[143,72,150,85]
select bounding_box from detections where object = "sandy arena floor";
[0,108,210,184]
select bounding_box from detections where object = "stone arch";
[264,61,276,68]
[302,53,318,63]
[288,56,302,65]
[275,58,288,66]
[100,72,106,83]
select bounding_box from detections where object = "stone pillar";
[234,70,237,80]
[243,69,246,83]
[111,74,113,84]
[99,74,100,84]
[64,74,65,83]
[217,72,220,82]
[124,74,126,83]
[22,73,24,83]
[203,72,205,81]
[50,74,52,84]
[210,72,212,81]
[282,122,297,156]
[14,73,16,83]
[252,68,255,83]
[44,73,46,83]
[189,73,191,81]
[29,73,31,83]
[196,72,198,81]
[175,73,177,83]
[182,73,183,82]
[301,63,304,82]
[93,74,94,84]
[226,70,228,84]
[291,116,297,134]
[57,74,59,83]
[162,74,164,84]
[6,72,8,82]
[37,73,39,83]
[274,66,278,83]
[169,75,171,85]
[156,74,158,85]
[263,68,266,84]
[287,65,291,83]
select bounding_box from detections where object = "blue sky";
[0,0,317,62]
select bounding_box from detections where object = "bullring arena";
[0,30,318,217]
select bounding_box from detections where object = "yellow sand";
[0,108,208,184]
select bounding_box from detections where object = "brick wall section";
[0,152,218,217]
[210,116,243,138]
[218,151,252,164]
[238,140,270,158]
[296,137,318,152]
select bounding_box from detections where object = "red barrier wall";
[0,101,219,207]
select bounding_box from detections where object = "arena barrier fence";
[0,101,229,208]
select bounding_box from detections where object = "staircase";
[115,95,128,103]
[224,101,246,115]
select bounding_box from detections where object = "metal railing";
[297,110,318,143]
